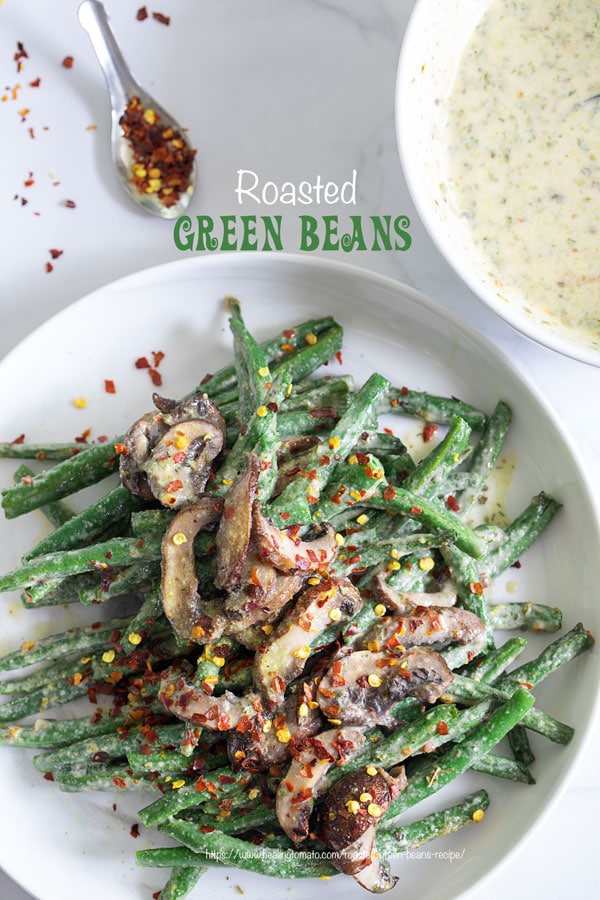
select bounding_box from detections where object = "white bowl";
[0,255,598,900]
[396,0,600,367]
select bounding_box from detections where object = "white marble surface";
[0,1,598,898]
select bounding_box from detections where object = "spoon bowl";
[79,0,196,219]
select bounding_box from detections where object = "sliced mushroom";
[223,558,305,635]
[361,604,486,652]
[276,727,366,842]
[372,571,458,613]
[319,767,406,892]
[227,689,323,773]
[161,496,225,640]
[214,455,260,591]
[316,646,453,727]
[119,391,226,507]
[158,666,263,730]
[254,577,362,706]
[253,508,339,574]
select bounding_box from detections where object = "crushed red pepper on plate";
[62,56,74,69]
[119,96,195,208]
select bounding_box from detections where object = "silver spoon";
[78,0,196,219]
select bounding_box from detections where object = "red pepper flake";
[422,423,437,443]
[135,356,150,369]
[64,199,77,208]
[152,12,171,25]
[45,262,53,274]
[335,351,343,365]
[149,368,162,386]
[49,248,63,260]
[511,560,522,569]
[24,177,35,188]
[152,350,165,368]
[74,428,92,444]
[130,823,140,838]
[383,485,397,501]
[112,777,127,789]
[446,494,460,512]
[200,825,216,833]
[104,379,116,394]
[410,506,422,515]
[62,56,74,69]
[29,77,41,88]
[436,721,449,736]
[11,433,26,444]
[136,6,149,20]
[14,41,29,72]
[400,386,410,396]
[42,771,55,781]
[469,581,484,596]
[280,511,290,520]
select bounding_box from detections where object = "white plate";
[0,254,598,900]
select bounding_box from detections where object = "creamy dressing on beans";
[446,0,600,349]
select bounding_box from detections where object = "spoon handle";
[78,0,140,113]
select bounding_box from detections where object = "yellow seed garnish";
[334,533,345,546]
[257,366,270,377]
[21,640,36,652]
[367,674,382,688]
[419,557,435,572]
[293,645,311,660]
[172,532,187,546]
[328,718,342,725]
[262,720,273,733]
[345,800,360,814]
[472,808,485,823]
[146,178,162,192]
[128,632,142,645]
[248,788,260,801]
[298,703,309,718]
[212,656,225,668]
[328,437,341,450]
[143,107,157,124]
[191,625,205,639]
[171,779,186,790]
[203,675,219,685]
[234,750,246,759]
[356,513,369,526]
[132,164,147,177]
[73,397,87,409]
[175,434,190,450]
[148,167,161,178]
[80,656,91,664]
[390,548,401,560]
[359,792,373,803]
[386,560,401,571]
[373,604,386,617]
[305,332,318,345]
[366,765,378,776]
[276,728,291,743]
[367,803,383,818]
[367,640,380,652]
[285,383,293,397]
[72,672,83,685]
[261,623,274,635]
[328,607,342,622]
[102,650,116,663]
[319,876,331,881]
[347,454,359,465]
[256,405,268,417]
[349,490,362,501]
[221,478,233,485]
[308,575,321,585]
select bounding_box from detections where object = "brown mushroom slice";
[319,767,406,892]
[372,571,457,613]
[316,646,453,727]
[119,391,226,506]
[223,557,305,635]
[214,456,260,591]
[161,497,225,640]
[253,507,339,574]
[227,689,323,772]
[362,604,485,652]
[254,577,362,706]
[159,668,262,730]
[276,727,366,842]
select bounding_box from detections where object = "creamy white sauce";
[446,0,600,349]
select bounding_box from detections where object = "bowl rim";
[395,0,600,368]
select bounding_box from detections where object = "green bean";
[488,601,562,633]
[1,440,121,519]
[227,296,271,426]
[157,866,206,900]
[455,400,512,513]
[507,724,536,767]
[1,442,83,461]
[13,465,74,528]
[484,492,562,577]
[403,415,472,495]
[384,388,487,431]
[55,764,163,793]
[462,637,527,682]
[23,486,147,561]
[470,752,535,783]
[377,789,490,853]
